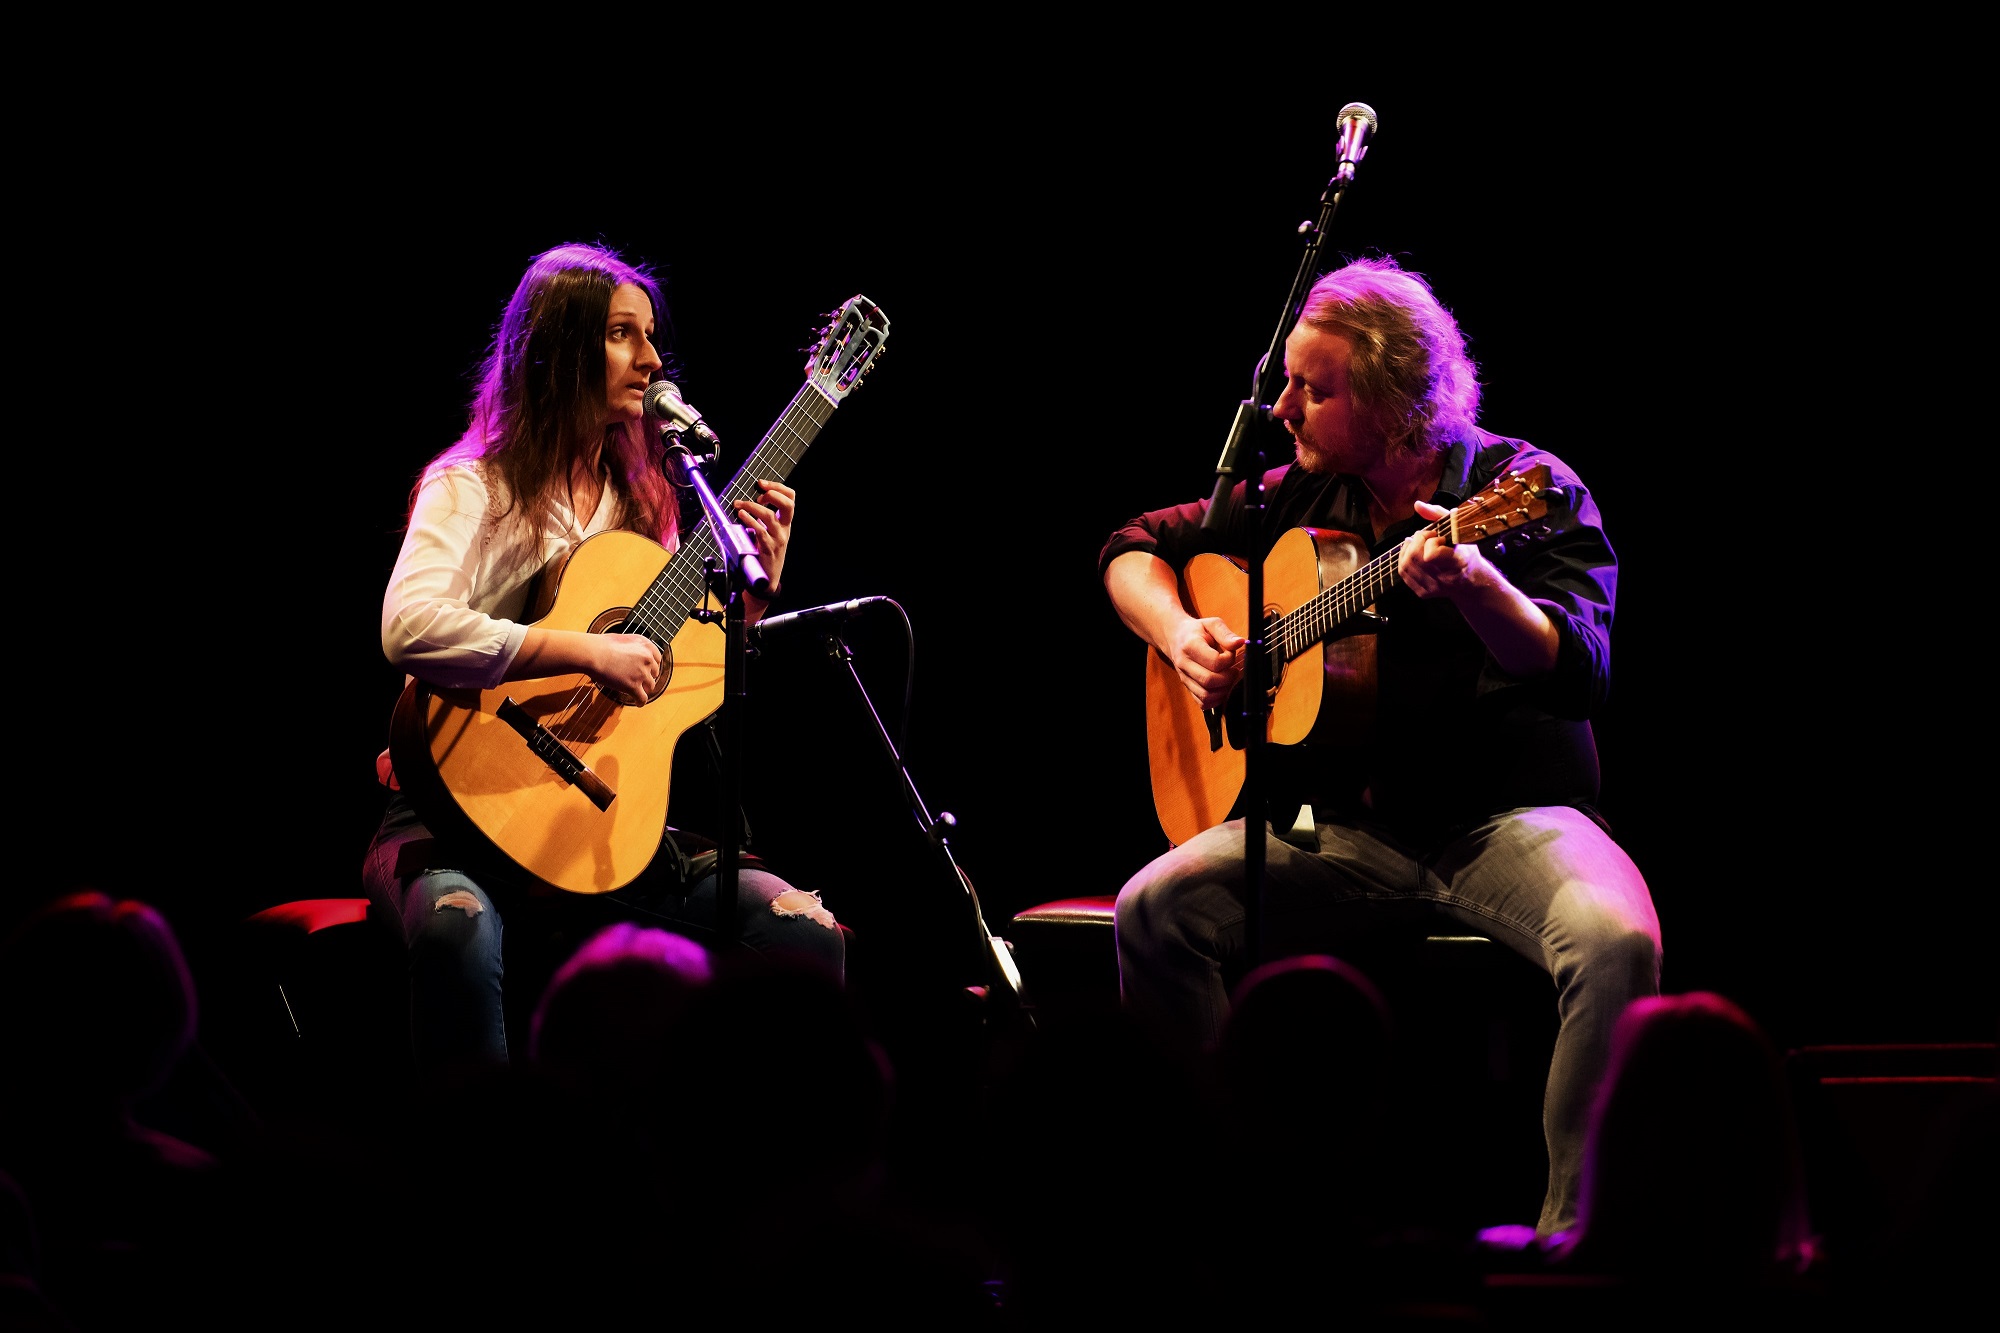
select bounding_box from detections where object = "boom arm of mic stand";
[1202,180,1350,532]
[821,627,1029,1014]
[676,445,774,601]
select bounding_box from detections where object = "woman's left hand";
[734,480,795,616]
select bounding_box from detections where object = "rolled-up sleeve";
[1478,454,1617,718]
[1098,468,1281,582]
[380,467,529,690]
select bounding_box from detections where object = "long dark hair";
[422,241,678,544]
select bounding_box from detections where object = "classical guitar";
[1145,463,1557,847]
[389,295,891,896]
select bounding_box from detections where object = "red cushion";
[246,898,372,934]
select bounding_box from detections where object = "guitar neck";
[1269,537,1420,664]
[1268,461,1555,664]
[629,380,839,638]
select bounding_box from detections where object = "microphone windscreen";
[643,381,683,424]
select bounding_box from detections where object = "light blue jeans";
[362,794,844,1075]
[1114,805,1661,1236]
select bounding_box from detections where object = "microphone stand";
[671,437,774,941]
[818,614,1030,1025]
[1203,161,1356,969]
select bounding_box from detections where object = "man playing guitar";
[1101,256,1662,1243]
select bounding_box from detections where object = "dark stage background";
[18,61,1989,1060]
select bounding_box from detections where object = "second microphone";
[750,596,892,645]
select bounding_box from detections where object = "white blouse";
[379,459,643,690]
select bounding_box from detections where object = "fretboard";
[628,380,838,640]
[1267,520,1447,666]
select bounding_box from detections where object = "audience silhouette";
[1554,991,1817,1279]
[1473,989,1829,1325]
[0,891,222,1331]
[527,920,714,1137]
[6,887,1987,1330]
[1211,954,1419,1319]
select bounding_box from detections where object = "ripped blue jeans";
[362,794,845,1075]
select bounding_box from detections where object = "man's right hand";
[1168,617,1246,710]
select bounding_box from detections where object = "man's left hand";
[1399,499,1499,602]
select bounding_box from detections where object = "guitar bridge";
[496,698,616,812]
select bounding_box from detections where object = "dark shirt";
[1098,428,1617,844]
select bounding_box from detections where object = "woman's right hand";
[593,631,665,705]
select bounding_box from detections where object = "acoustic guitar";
[1144,462,1557,847]
[389,295,890,896]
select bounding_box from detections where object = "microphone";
[749,595,891,644]
[1333,102,1378,186]
[643,380,721,448]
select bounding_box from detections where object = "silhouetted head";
[1567,991,1813,1279]
[528,922,712,1112]
[1220,953,1396,1121]
[0,891,197,1115]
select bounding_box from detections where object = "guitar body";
[390,529,726,896]
[1140,462,1557,848]
[1146,526,1377,847]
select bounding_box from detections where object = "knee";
[769,888,838,930]
[1570,916,1661,996]
[1115,867,1166,947]
[404,874,502,966]
[1115,854,1213,954]
[752,883,846,975]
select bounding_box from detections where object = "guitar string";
[1264,522,1437,670]
[546,399,811,743]
[550,391,816,740]
[543,385,837,745]
[543,395,814,741]
[1266,475,1543,665]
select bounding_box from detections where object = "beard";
[1289,425,1333,474]
[1288,419,1416,476]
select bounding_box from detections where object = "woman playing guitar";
[362,242,844,1077]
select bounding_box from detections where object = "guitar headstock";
[804,295,890,404]
[1446,463,1560,546]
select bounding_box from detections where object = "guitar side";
[1143,551,1250,850]
[390,529,725,896]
